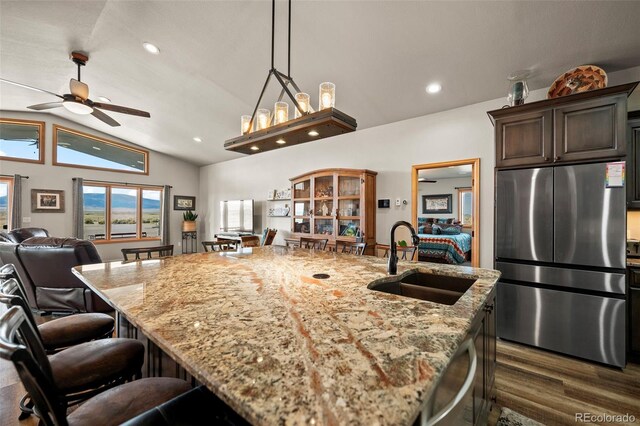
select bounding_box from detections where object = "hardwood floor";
[1,334,639,425]
[493,340,640,425]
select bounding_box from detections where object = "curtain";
[72,178,84,238]
[10,174,22,230]
[161,185,171,244]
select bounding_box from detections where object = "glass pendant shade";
[241,115,252,134]
[319,82,335,110]
[294,92,310,118]
[256,109,271,131]
[274,102,289,125]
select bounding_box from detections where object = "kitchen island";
[73,246,500,425]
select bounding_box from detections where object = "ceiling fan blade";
[0,78,64,99]
[91,109,120,127]
[93,102,150,118]
[70,78,89,100]
[27,102,63,110]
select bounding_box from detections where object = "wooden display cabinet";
[290,168,377,253]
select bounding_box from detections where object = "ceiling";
[1,1,640,166]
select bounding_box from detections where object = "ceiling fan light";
[62,100,93,115]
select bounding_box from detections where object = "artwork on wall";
[422,194,452,214]
[174,195,196,211]
[31,189,65,213]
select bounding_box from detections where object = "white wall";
[0,111,200,261]
[417,177,472,220]
[199,66,640,269]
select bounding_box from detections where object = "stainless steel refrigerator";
[495,162,627,367]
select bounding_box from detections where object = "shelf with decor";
[289,168,377,253]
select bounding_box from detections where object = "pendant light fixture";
[224,0,356,155]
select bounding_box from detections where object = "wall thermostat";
[378,199,390,208]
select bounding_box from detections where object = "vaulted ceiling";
[1,1,640,166]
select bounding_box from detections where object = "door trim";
[411,158,480,267]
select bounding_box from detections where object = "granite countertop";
[74,246,500,426]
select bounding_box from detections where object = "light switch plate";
[395,199,401,206]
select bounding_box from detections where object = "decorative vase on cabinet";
[290,168,377,253]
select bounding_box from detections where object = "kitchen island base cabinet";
[418,288,496,426]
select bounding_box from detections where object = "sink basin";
[368,272,476,305]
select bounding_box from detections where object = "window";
[458,188,473,226]
[0,177,13,230]
[83,182,162,242]
[0,118,45,164]
[54,125,149,175]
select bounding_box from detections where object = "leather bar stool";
[0,264,114,353]
[0,287,144,417]
[0,305,188,426]
[0,306,246,426]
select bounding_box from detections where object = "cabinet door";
[553,95,627,163]
[472,315,486,425]
[628,119,640,209]
[292,178,311,235]
[484,294,496,394]
[631,286,640,356]
[495,110,553,168]
[337,174,362,241]
[312,174,335,238]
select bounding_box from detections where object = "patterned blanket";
[418,233,472,264]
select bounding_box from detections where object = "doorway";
[411,158,480,267]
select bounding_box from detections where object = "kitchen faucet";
[389,221,420,275]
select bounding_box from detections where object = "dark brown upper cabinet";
[628,111,640,209]
[495,110,553,168]
[488,82,638,169]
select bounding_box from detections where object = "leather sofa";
[0,228,111,313]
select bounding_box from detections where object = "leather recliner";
[0,228,51,307]
[16,237,111,313]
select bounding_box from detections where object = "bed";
[417,233,472,264]
[416,217,471,264]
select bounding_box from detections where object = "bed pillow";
[432,224,442,235]
[442,226,461,235]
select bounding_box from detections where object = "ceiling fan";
[0,51,150,127]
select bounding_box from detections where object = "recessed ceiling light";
[276,139,286,144]
[308,130,319,137]
[92,146,101,151]
[97,96,111,103]
[143,42,160,55]
[426,83,442,94]
[193,137,202,143]
[250,146,259,151]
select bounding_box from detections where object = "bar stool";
[300,237,328,250]
[0,306,249,426]
[0,283,144,418]
[337,241,367,255]
[0,264,114,353]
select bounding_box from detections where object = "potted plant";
[182,210,198,232]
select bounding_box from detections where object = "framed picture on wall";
[422,194,452,214]
[174,195,196,210]
[31,189,65,213]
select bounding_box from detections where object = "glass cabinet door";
[337,175,362,240]
[292,179,311,235]
[338,175,361,197]
[313,175,335,238]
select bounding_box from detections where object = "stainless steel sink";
[367,271,476,305]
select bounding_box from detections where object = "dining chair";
[376,244,417,261]
[338,241,367,255]
[300,237,328,250]
[201,240,236,252]
[262,229,277,246]
[121,245,174,261]
[240,236,261,248]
